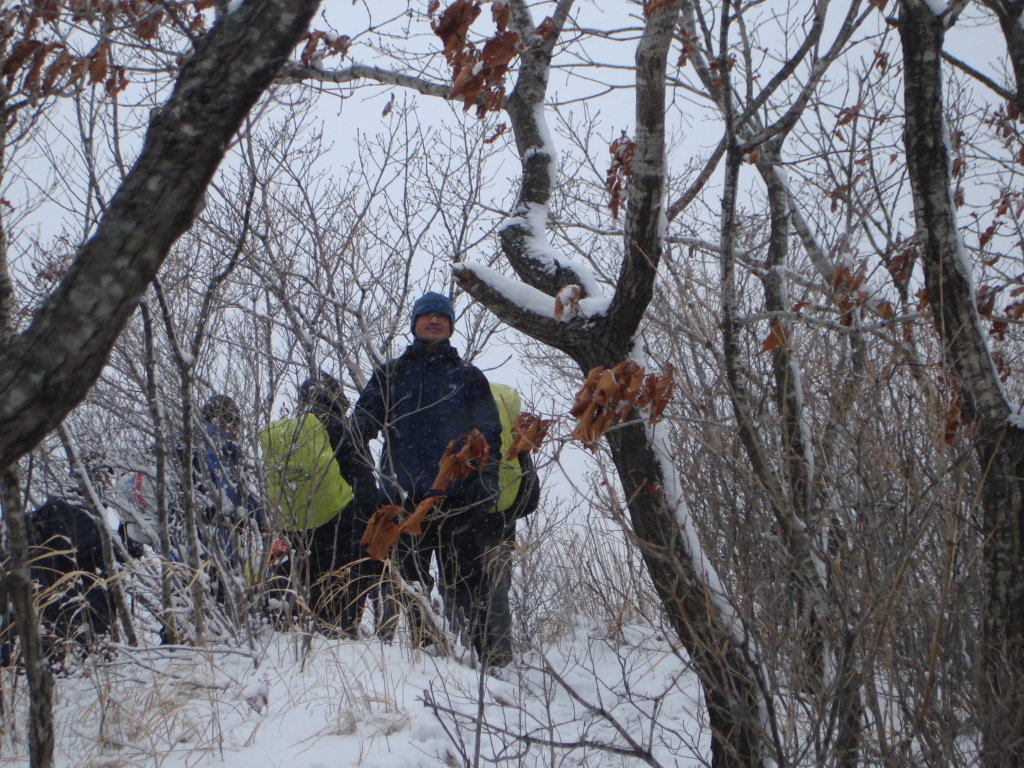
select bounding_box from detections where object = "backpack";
[259,413,353,531]
[115,471,162,549]
[489,383,540,519]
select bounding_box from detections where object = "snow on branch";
[498,202,606,299]
[458,261,610,323]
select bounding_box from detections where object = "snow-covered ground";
[0,617,707,768]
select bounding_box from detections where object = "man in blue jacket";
[352,292,505,664]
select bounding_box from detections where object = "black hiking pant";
[306,517,379,636]
[394,498,512,666]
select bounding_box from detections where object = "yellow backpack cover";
[490,383,523,514]
[259,413,352,531]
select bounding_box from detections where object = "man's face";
[414,312,452,344]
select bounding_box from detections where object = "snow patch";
[532,102,557,164]
[921,0,950,15]
[1008,403,1024,430]
[461,261,611,322]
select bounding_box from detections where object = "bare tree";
[899,2,1024,765]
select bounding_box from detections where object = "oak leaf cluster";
[570,362,674,449]
[430,0,550,118]
[360,430,490,561]
[505,412,551,460]
[606,131,635,220]
[554,285,581,322]
[299,30,350,68]
[1,1,211,99]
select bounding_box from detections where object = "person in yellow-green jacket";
[261,373,378,637]
[481,383,541,666]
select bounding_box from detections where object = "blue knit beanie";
[410,292,455,334]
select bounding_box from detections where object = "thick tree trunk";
[0,468,54,768]
[604,418,767,768]
[0,98,55,768]
[899,5,1024,766]
[0,5,318,764]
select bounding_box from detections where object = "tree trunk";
[604,417,768,768]
[0,468,54,768]
[0,97,55,768]
[899,4,1024,765]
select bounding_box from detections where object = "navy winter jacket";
[352,340,501,507]
[317,412,379,528]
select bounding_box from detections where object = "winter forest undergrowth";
[4,1,1024,767]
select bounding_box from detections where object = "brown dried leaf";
[24,41,58,95]
[643,0,676,18]
[943,396,961,446]
[41,48,73,96]
[593,369,619,407]
[505,413,551,459]
[329,34,352,58]
[760,321,787,354]
[37,0,60,23]
[481,29,520,69]
[432,429,489,490]
[915,288,930,311]
[483,123,507,144]
[554,284,581,321]
[449,48,483,104]
[571,402,603,450]
[134,9,164,41]
[104,65,128,97]
[611,361,644,411]
[979,222,998,249]
[491,0,510,32]
[570,367,604,417]
[2,39,43,79]
[836,102,862,128]
[645,366,674,422]
[605,131,635,219]
[88,44,107,85]
[433,0,482,64]
[360,505,403,561]
[300,32,321,66]
[533,16,556,40]
[397,497,439,537]
[977,285,998,320]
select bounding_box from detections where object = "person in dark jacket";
[196,395,261,529]
[296,372,379,636]
[26,497,116,645]
[352,291,505,663]
[480,448,541,666]
[188,395,262,568]
[22,460,129,656]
